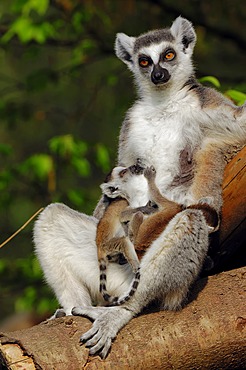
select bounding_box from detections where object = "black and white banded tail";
[99,260,140,305]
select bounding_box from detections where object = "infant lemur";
[97,163,219,305]
[34,16,246,359]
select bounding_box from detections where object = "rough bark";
[0,266,245,370]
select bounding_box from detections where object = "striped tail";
[99,260,141,305]
[99,258,113,302]
[110,267,141,306]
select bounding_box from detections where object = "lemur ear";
[115,33,136,71]
[170,16,196,55]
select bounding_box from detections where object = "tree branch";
[0,266,245,369]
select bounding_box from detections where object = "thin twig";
[0,207,44,249]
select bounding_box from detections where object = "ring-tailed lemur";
[98,163,219,306]
[34,16,246,358]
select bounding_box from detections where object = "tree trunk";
[0,266,245,370]
[210,145,246,273]
[0,146,245,369]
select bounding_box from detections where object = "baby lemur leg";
[132,166,182,250]
[144,166,182,213]
[128,211,144,243]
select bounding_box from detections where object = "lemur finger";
[85,330,103,348]
[80,326,99,344]
[99,338,112,359]
[88,335,111,356]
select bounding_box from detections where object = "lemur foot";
[49,308,67,320]
[144,165,156,180]
[72,306,133,359]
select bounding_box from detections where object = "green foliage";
[2,0,55,44]
[199,76,221,88]
[225,90,246,106]
[12,0,49,15]
[20,153,54,180]
[95,143,111,173]
[199,76,245,106]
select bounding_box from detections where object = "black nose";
[151,66,170,85]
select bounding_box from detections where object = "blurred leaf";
[0,170,12,191]
[36,297,57,315]
[225,90,246,105]
[21,154,53,180]
[72,11,85,33]
[49,135,76,157]
[67,189,85,207]
[2,17,55,44]
[0,259,6,273]
[71,157,90,177]
[95,143,111,173]
[49,135,88,159]
[72,140,88,157]
[12,0,49,15]
[15,286,37,311]
[72,39,96,65]
[199,76,221,88]
[22,0,50,16]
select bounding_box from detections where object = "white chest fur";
[121,92,203,201]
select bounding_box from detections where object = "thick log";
[0,266,245,369]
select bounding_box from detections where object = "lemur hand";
[72,306,133,359]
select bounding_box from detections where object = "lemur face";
[134,31,177,86]
[100,163,147,200]
[115,17,196,91]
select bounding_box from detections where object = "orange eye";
[165,51,175,61]
[139,58,150,67]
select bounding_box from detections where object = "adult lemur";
[34,17,246,358]
[97,164,218,306]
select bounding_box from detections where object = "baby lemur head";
[115,16,196,96]
[100,163,149,204]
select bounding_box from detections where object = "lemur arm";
[188,138,226,212]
